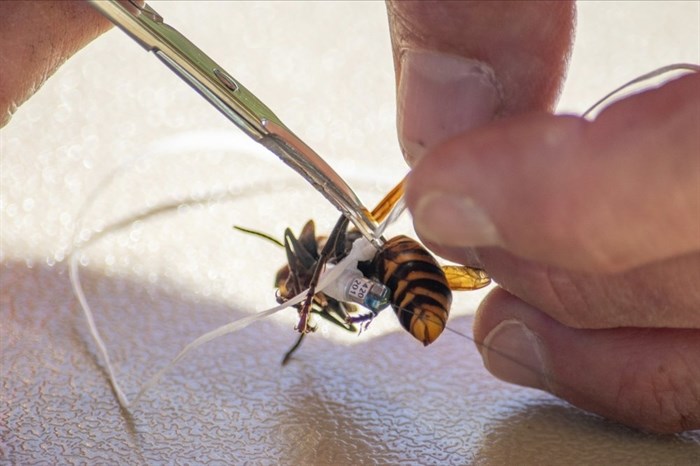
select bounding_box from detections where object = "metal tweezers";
[89,0,380,246]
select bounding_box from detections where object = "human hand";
[0,1,116,128]
[388,1,700,433]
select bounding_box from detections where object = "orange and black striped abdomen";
[376,236,452,346]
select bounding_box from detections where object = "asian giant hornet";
[237,179,491,364]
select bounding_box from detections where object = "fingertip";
[406,102,698,273]
[388,1,575,167]
[474,288,700,433]
[416,235,485,269]
[396,50,502,165]
[473,287,557,384]
[387,1,574,116]
[0,1,114,126]
[410,190,502,249]
[405,113,587,256]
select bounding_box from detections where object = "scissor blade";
[259,124,378,244]
[89,0,379,243]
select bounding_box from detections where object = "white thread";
[67,132,282,409]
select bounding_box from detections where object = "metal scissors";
[89,0,381,246]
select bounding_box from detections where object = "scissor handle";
[89,0,281,139]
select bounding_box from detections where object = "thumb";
[474,288,700,433]
[387,1,574,165]
[407,72,700,272]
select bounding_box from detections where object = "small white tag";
[347,277,370,301]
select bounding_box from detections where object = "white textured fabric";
[2,2,699,464]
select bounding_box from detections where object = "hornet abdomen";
[376,235,452,345]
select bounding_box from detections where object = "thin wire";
[581,63,699,118]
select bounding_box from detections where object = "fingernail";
[398,50,501,165]
[481,319,551,391]
[412,192,501,247]
[420,237,485,269]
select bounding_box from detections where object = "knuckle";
[542,266,594,328]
